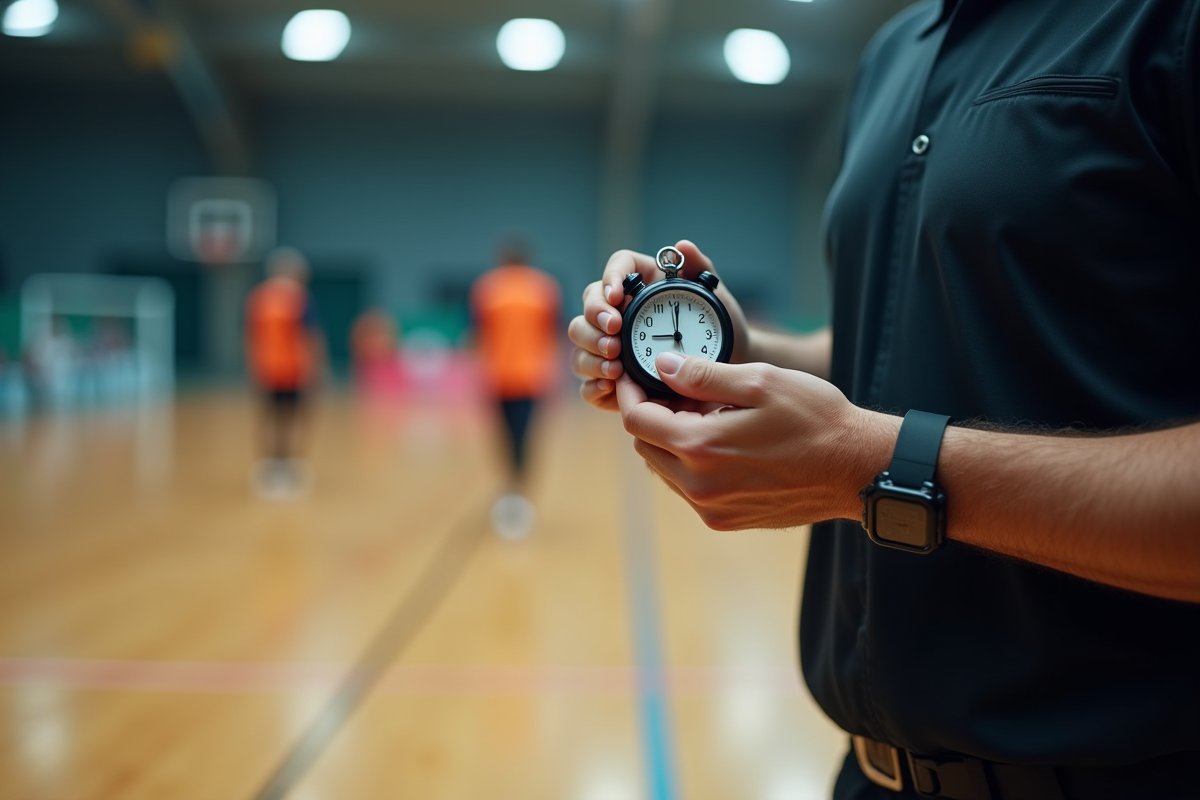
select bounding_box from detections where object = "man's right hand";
[567,239,752,411]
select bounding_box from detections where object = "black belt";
[853,735,1200,800]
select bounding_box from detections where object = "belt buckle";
[906,751,944,797]
[853,735,904,793]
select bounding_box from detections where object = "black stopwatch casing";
[618,247,735,399]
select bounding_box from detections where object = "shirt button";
[912,134,930,155]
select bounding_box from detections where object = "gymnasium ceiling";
[2,0,916,114]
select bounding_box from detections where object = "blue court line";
[622,454,681,800]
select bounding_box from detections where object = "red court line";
[0,658,806,697]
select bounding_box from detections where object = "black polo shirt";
[802,0,1200,766]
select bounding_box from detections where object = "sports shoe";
[490,493,535,540]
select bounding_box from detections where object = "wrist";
[833,407,902,520]
[736,323,759,364]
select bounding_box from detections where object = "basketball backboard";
[167,177,276,265]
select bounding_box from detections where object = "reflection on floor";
[0,388,846,800]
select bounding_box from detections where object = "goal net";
[20,274,174,409]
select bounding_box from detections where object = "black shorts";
[265,388,303,411]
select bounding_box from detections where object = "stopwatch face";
[628,288,725,380]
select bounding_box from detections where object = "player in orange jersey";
[244,247,326,498]
[470,241,562,538]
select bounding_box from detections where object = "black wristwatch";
[860,410,951,554]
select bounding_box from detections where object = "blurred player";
[350,308,401,397]
[244,247,326,499]
[470,241,562,539]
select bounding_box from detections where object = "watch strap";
[887,410,950,489]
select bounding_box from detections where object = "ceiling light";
[496,18,565,72]
[3,0,58,37]
[281,9,351,62]
[723,29,791,85]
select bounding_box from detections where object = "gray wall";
[0,78,209,286]
[257,100,602,315]
[644,114,807,326]
[0,77,834,372]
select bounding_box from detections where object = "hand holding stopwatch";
[619,246,735,399]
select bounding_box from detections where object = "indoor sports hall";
[2,1,916,798]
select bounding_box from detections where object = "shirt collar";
[919,0,961,37]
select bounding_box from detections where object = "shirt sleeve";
[1184,0,1200,198]
[302,294,320,329]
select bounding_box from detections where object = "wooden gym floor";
[0,388,846,800]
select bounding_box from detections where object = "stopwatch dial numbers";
[631,290,722,379]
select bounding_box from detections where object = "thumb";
[655,353,763,407]
[673,240,717,280]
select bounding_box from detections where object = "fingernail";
[598,312,613,332]
[599,336,614,357]
[656,352,684,376]
[597,379,613,392]
[604,285,616,303]
[601,361,612,378]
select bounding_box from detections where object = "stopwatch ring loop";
[655,246,685,279]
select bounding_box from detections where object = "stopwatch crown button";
[697,271,720,291]
[622,273,645,298]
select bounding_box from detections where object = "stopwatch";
[619,246,735,399]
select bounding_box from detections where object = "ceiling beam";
[87,0,252,175]
[597,0,673,263]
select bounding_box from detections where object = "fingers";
[572,346,623,382]
[581,245,709,342]
[578,280,619,340]
[601,249,661,308]
[614,372,649,413]
[574,246,705,414]
[571,250,655,412]
[616,374,708,451]
[582,280,623,338]
[633,437,684,484]
[567,314,619,360]
[575,248,680,366]
[570,285,623,405]
[674,240,716,279]
[580,378,619,411]
[583,249,663,334]
[655,354,772,407]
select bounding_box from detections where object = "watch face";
[628,289,724,380]
[874,497,931,548]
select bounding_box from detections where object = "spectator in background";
[470,241,562,539]
[244,247,326,499]
[0,345,30,416]
[350,308,401,396]
[26,316,77,409]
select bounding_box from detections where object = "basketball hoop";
[168,178,276,265]
[189,199,253,266]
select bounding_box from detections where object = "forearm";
[943,422,1200,602]
[746,325,832,379]
[839,411,1200,603]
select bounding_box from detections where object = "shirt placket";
[860,8,962,745]
[864,16,958,410]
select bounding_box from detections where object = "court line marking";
[248,495,491,800]
[0,658,804,696]
[622,446,681,800]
